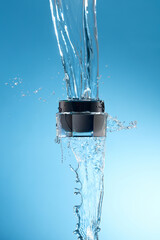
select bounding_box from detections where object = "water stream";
[49,0,99,99]
[49,1,136,239]
[60,137,105,240]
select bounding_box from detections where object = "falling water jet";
[55,100,107,239]
[48,0,133,240]
[49,0,99,100]
[58,136,106,240]
[49,0,107,239]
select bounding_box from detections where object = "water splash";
[107,115,137,132]
[56,117,136,239]
[49,0,99,99]
[61,137,105,240]
[50,1,137,239]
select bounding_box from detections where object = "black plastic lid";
[59,100,105,113]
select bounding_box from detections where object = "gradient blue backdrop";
[0,0,160,239]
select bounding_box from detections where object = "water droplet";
[33,87,42,94]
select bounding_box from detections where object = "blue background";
[0,0,160,239]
